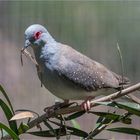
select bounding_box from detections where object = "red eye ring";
[34,31,42,40]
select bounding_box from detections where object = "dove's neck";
[33,35,59,70]
[45,32,56,44]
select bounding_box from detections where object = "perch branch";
[27,82,140,130]
[20,48,140,130]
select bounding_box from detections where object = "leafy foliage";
[1,84,140,139]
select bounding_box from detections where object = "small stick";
[20,48,43,86]
[21,48,39,66]
[117,43,124,85]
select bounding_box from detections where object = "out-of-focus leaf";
[43,120,57,137]
[50,120,88,138]
[67,125,88,137]
[107,127,140,135]
[97,101,140,116]
[0,99,18,134]
[65,111,85,120]
[10,111,34,121]
[0,85,14,114]
[0,122,19,139]
[18,122,29,134]
[96,101,118,108]
[90,111,120,120]
[0,129,9,138]
[87,113,116,139]
[96,116,104,127]
[89,111,131,124]
[114,102,140,117]
[71,120,81,129]
[28,128,66,137]
[15,109,39,117]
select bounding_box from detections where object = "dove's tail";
[113,72,130,88]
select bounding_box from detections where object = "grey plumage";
[24,24,129,100]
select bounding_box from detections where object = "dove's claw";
[81,96,95,111]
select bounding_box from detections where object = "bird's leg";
[55,99,69,108]
[81,96,95,111]
[54,99,78,108]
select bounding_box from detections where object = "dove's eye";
[34,31,42,40]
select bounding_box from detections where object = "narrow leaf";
[18,123,29,134]
[28,128,66,137]
[0,85,14,114]
[67,126,88,137]
[107,127,140,135]
[65,111,85,120]
[96,101,119,108]
[0,122,19,139]
[10,111,34,121]
[116,102,140,117]
[71,120,81,129]
[0,99,18,134]
[96,116,104,125]
[50,120,88,138]
[43,120,57,137]
[89,111,120,120]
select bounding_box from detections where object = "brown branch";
[27,83,140,130]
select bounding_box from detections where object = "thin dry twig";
[21,48,38,66]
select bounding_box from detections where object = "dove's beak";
[21,39,32,66]
[21,40,31,53]
[24,39,31,49]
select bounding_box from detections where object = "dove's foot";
[81,96,95,111]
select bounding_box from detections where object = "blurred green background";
[0,1,140,139]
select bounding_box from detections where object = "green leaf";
[115,102,140,117]
[0,99,18,134]
[107,127,140,135]
[96,101,119,108]
[65,111,85,120]
[28,128,66,137]
[0,85,14,114]
[90,111,120,120]
[97,101,140,117]
[71,120,81,129]
[67,125,88,137]
[89,111,131,124]
[43,120,57,137]
[0,129,9,138]
[96,116,104,126]
[18,123,29,134]
[50,120,88,138]
[0,122,19,139]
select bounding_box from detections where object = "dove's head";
[24,24,55,49]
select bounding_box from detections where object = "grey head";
[24,24,55,49]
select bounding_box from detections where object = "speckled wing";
[55,44,123,91]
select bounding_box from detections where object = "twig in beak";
[20,48,43,87]
[20,48,39,66]
[20,48,25,66]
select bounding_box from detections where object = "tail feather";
[113,72,130,87]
